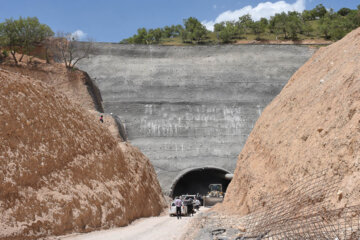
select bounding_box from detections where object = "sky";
[0,0,359,42]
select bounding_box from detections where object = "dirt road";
[54,209,206,240]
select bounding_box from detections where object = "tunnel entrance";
[170,167,231,198]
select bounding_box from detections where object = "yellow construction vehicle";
[203,183,224,207]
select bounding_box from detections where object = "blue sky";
[0,0,358,42]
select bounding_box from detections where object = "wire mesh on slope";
[236,169,360,240]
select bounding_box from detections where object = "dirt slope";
[1,57,123,142]
[0,69,165,239]
[0,59,100,111]
[222,28,360,215]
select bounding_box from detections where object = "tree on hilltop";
[214,22,226,32]
[214,21,239,43]
[287,11,303,40]
[270,12,303,40]
[50,32,94,68]
[146,28,162,44]
[303,21,314,36]
[182,17,207,43]
[237,14,253,34]
[311,4,327,19]
[162,25,183,38]
[133,28,147,44]
[270,12,289,39]
[302,10,315,21]
[251,18,268,39]
[338,8,352,16]
[0,17,53,64]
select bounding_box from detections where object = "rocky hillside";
[0,68,165,239]
[222,27,360,215]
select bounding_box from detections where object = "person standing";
[194,198,201,210]
[174,197,182,219]
[186,198,194,216]
[99,115,104,123]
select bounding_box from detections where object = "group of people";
[174,196,201,220]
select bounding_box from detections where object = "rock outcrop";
[0,68,165,239]
[222,28,360,215]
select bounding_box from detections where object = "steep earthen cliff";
[222,28,360,215]
[0,67,165,239]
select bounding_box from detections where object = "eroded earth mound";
[0,68,165,239]
[222,28,360,215]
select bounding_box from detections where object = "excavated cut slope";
[222,28,360,214]
[0,69,165,239]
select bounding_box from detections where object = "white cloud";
[202,0,306,31]
[213,4,217,9]
[71,30,87,40]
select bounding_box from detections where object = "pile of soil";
[221,27,360,215]
[0,67,165,239]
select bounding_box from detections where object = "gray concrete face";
[77,44,314,194]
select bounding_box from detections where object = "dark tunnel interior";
[171,168,231,198]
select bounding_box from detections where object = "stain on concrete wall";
[77,44,314,194]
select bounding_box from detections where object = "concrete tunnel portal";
[170,167,232,198]
[77,44,315,194]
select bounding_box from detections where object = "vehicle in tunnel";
[203,183,224,207]
[170,167,232,200]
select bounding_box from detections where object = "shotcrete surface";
[77,44,314,193]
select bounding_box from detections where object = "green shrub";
[2,50,8,57]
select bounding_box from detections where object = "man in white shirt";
[174,197,182,219]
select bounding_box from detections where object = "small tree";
[134,28,147,44]
[237,14,254,34]
[345,9,360,29]
[149,28,162,44]
[311,4,327,19]
[215,22,238,43]
[182,17,207,43]
[302,10,315,21]
[0,17,53,64]
[51,32,93,68]
[286,11,303,40]
[145,29,154,44]
[214,22,226,33]
[303,21,314,36]
[259,18,269,27]
[318,11,336,39]
[270,12,303,40]
[328,19,347,40]
[270,12,288,39]
[161,25,182,39]
[173,25,184,36]
[338,8,352,16]
[162,26,173,38]
[251,20,267,39]
[181,29,190,43]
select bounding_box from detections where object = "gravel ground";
[48,208,209,240]
[44,207,247,240]
[182,210,245,240]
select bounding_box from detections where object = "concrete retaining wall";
[77,44,314,194]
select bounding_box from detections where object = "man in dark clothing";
[183,198,195,216]
[186,198,194,216]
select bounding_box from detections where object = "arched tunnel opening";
[170,167,232,198]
